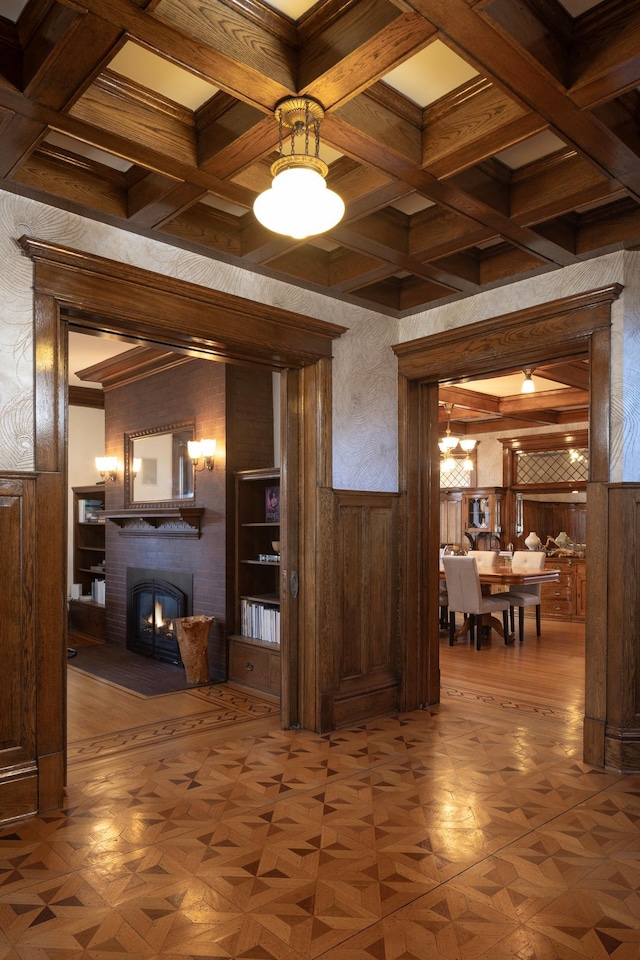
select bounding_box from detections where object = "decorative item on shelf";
[253,97,345,239]
[265,485,280,521]
[521,368,535,393]
[95,456,117,482]
[524,531,542,551]
[272,540,281,558]
[555,531,573,549]
[442,543,466,556]
[187,438,216,471]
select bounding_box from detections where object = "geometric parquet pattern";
[3,693,640,959]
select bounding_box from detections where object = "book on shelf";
[79,498,104,523]
[91,578,106,605]
[240,597,280,645]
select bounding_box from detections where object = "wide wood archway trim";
[19,236,346,814]
[394,285,621,768]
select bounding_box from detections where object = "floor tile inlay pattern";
[2,704,640,959]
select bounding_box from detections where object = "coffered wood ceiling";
[1,0,637,321]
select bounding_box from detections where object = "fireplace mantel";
[103,507,204,538]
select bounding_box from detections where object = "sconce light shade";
[188,438,216,471]
[95,456,117,481]
[253,97,344,240]
[132,457,141,477]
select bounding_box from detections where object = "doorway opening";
[436,364,588,722]
[394,283,617,768]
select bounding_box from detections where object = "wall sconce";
[132,457,141,478]
[188,438,216,471]
[95,456,117,482]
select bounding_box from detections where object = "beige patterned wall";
[397,252,639,485]
[1,189,638,488]
[0,190,397,489]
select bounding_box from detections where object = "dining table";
[440,564,561,644]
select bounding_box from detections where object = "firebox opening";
[126,568,193,664]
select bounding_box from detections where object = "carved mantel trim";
[103,507,204,538]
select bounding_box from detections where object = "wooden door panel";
[0,476,37,823]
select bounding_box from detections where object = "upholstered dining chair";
[467,549,499,573]
[501,549,546,643]
[442,556,510,651]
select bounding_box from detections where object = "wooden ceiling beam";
[21,4,123,111]
[73,0,297,106]
[439,387,502,415]
[127,177,208,228]
[499,386,588,415]
[422,77,546,179]
[325,107,582,268]
[198,100,272,177]
[570,4,640,108]
[0,111,46,177]
[299,4,436,108]
[69,72,198,166]
[412,0,640,200]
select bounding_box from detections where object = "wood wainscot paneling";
[320,490,400,731]
[603,484,640,773]
[0,475,38,824]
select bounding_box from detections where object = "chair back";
[442,556,484,615]
[510,549,545,597]
[468,550,498,573]
[511,550,545,574]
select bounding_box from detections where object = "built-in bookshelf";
[68,483,106,643]
[229,468,281,697]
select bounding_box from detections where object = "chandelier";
[253,97,345,240]
[439,403,476,472]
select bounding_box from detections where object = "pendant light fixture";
[253,97,345,240]
[521,368,535,393]
[439,402,476,464]
[438,403,460,452]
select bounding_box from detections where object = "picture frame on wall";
[265,485,280,522]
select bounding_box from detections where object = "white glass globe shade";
[254,166,345,239]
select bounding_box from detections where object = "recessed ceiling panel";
[44,131,133,172]
[495,131,567,169]
[109,42,218,110]
[382,40,478,107]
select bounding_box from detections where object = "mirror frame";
[125,420,195,508]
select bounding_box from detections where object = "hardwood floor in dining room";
[5,619,640,960]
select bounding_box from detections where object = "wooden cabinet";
[68,484,106,643]
[440,489,462,547]
[538,556,586,621]
[462,487,504,548]
[228,468,280,697]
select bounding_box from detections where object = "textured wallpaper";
[1,189,638,487]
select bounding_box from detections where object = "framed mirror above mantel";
[500,429,588,549]
[125,421,195,509]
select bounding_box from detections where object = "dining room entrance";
[393,283,618,768]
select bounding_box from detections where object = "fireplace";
[126,567,193,663]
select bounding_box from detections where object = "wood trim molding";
[68,384,104,408]
[19,236,348,370]
[393,285,622,380]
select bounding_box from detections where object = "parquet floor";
[2,621,640,959]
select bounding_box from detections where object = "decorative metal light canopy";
[253,97,345,240]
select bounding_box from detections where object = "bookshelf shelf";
[230,468,281,697]
[69,484,106,643]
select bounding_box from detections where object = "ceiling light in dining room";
[253,97,345,240]
[521,368,535,393]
